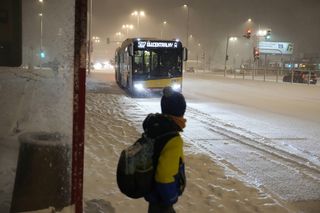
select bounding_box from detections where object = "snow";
[0,68,73,212]
[1,68,320,212]
[83,70,320,212]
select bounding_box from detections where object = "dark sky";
[92,0,320,60]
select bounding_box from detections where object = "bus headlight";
[134,83,145,91]
[172,83,181,91]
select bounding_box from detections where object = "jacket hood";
[143,113,182,138]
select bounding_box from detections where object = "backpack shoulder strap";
[152,131,179,168]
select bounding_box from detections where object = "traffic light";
[243,29,252,39]
[253,47,259,60]
[107,37,110,44]
[40,50,46,59]
[265,29,272,40]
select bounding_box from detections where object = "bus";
[115,38,188,96]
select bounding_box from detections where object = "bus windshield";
[133,49,182,78]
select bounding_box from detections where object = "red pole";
[72,0,87,212]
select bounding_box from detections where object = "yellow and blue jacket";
[143,113,186,205]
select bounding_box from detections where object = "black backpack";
[116,132,178,199]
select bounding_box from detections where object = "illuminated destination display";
[137,41,178,49]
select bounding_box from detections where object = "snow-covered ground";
[0,68,73,212]
[83,70,320,212]
[1,68,319,212]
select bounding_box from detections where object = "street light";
[122,24,134,37]
[92,36,100,43]
[131,10,145,36]
[160,21,167,39]
[224,36,238,77]
[115,32,123,42]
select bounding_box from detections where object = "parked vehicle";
[283,71,317,84]
[186,67,195,73]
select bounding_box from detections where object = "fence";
[210,68,319,85]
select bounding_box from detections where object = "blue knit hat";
[161,87,186,117]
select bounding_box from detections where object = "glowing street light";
[131,10,145,36]
[92,36,100,43]
[115,32,123,42]
[257,29,267,36]
[229,37,238,41]
[122,24,134,37]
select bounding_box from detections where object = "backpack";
[116,132,178,199]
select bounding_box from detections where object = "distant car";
[283,71,317,84]
[186,67,195,73]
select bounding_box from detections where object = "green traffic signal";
[40,51,46,59]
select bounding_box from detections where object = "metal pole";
[224,36,229,77]
[290,55,293,83]
[187,8,189,47]
[264,54,267,82]
[252,60,255,80]
[185,6,189,71]
[40,14,43,70]
[137,15,140,36]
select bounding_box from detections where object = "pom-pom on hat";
[161,87,186,117]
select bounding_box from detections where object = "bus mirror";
[128,44,134,56]
[183,48,188,61]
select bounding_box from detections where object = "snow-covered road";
[84,70,320,212]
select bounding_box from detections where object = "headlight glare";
[172,83,181,91]
[134,83,144,91]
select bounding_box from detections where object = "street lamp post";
[122,24,134,37]
[183,5,190,48]
[183,4,190,70]
[131,11,145,36]
[224,36,237,77]
[115,32,123,42]
[39,13,43,55]
[38,0,44,69]
[160,21,167,39]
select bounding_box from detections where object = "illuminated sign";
[137,41,178,49]
[258,41,294,55]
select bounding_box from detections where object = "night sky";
[91,0,320,61]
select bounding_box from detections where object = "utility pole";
[224,35,230,77]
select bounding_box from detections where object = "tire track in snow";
[185,107,320,201]
[187,107,320,179]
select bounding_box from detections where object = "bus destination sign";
[138,41,178,49]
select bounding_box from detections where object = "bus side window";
[134,50,143,73]
[144,51,151,73]
[151,51,158,72]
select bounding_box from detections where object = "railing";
[209,68,319,85]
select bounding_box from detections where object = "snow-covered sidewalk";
[83,72,314,213]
